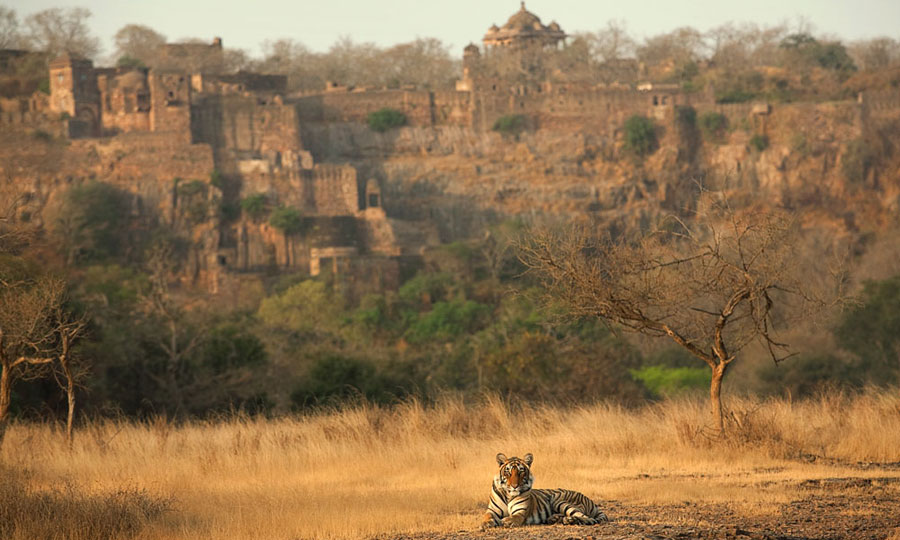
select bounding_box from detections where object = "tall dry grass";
[2,390,900,539]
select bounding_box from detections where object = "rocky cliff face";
[299,99,898,242]
[4,98,898,295]
[0,130,222,287]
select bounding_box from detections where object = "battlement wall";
[470,87,693,132]
[295,90,435,126]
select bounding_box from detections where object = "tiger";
[480,452,609,529]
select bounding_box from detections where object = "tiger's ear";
[496,453,508,466]
[523,453,534,466]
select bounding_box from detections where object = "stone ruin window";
[217,255,227,266]
[368,193,380,208]
[662,96,668,105]
[653,96,659,106]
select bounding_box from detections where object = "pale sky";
[7,0,900,61]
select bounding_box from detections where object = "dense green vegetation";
[367,108,407,132]
[749,134,769,152]
[699,112,728,141]
[7,179,900,424]
[492,114,528,136]
[623,115,658,157]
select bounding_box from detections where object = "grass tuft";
[0,465,169,540]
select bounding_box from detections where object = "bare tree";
[848,37,900,71]
[0,7,22,49]
[54,309,86,448]
[0,276,85,446]
[590,20,637,62]
[112,24,166,67]
[23,7,100,59]
[140,242,205,415]
[519,195,833,432]
[637,26,705,72]
[258,38,322,91]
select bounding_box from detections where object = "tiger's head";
[494,452,534,498]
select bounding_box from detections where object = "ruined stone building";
[26,37,426,293]
[5,4,897,294]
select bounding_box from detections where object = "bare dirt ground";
[379,465,900,540]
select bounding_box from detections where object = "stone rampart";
[295,90,435,126]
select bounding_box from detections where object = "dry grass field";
[3,391,900,540]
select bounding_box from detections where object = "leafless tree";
[140,242,205,415]
[519,194,835,432]
[0,276,85,447]
[0,7,22,49]
[637,26,705,72]
[848,37,900,71]
[589,20,637,62]
[112,24,166,67]
[22,7,100,59]
[54,309,87,448]
[379,37,458,89]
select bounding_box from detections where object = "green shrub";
[268,206,304,234]
[219,202,240,222]
[835,275,900,383]
[404,298,490,344]
[291,355,412,408]
[37,78,50,95]
[492,114,528,135]
[675,105,696,128]
[116,55,146,69]
[240,194,268,220]
[716,88,756,104]
[210,169,224,189]
[367,108,406,132]
[841,138,876,184]
[630,365,710,397]
[623,115,658,157]
[699,112,728,141]
[175,179,206,196]
[53,181,130,264]
[749,134,769,152]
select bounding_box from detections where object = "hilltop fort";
[2,3,899,295]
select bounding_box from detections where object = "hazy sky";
[7,0,900,60]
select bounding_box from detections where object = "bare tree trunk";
[65,377,75,447]
[0,363,12,447]
[710,362,727,434]
[60,359,75,448]
[166,319,185,417]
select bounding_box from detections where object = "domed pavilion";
[482,2,566,50]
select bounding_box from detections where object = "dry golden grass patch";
[2,391,900,539]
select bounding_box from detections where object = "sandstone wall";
[294,90,435,126]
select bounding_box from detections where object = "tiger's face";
[495,452,534,498]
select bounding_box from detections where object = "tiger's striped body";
[481,453,608,529]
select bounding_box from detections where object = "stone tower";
[49,53,100,135]
[148,70,192,141]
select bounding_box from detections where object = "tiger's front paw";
[563,515,597,525]
[480,520,498,530]
[501,516,522,528]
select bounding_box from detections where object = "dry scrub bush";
[0,465,169,540]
